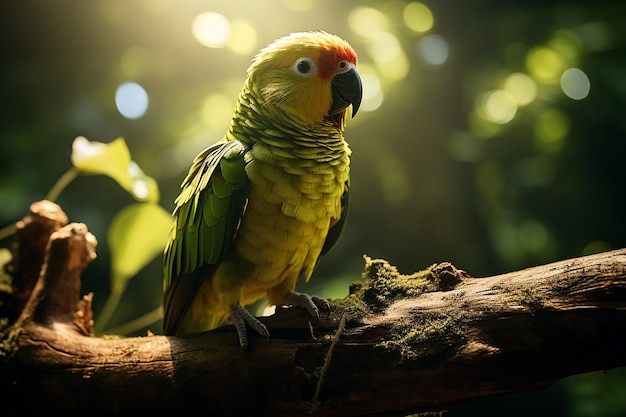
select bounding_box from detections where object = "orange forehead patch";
[318,45,358,80]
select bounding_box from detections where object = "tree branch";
[1,201,625,416]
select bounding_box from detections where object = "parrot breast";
[234,138,349,306]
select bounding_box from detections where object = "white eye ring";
[292,57,317,77]
[337,60,352,74]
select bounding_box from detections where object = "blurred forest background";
[1,1,625,416]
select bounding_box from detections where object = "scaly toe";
[283,291,330,321]
[311,295,331,315]
[230,304,269,350]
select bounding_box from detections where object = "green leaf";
[71,136,159,203]
[107,203,172,294]
[126,161,160,203]
[72,136,131,176]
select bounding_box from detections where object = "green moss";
[328,256,468,361]
[328,294,370,323]
[491,284,544,313]
[378,313,466,362]
[0,248,14,296]
[0,249,19,361]
[406,412,447,417]
[327,256,469,361]
[0,320,21,361]
[511,286,544,313]
[355,256,466,313]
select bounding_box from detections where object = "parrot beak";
[330,67,363,118]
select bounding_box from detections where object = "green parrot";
[163,31,362,348]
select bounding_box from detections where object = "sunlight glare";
[192,12,230,48]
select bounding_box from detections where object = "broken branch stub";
[12,200,69,305]
[32,223,97,328]
[10,201,98,336]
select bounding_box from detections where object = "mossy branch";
[1,200,626,417]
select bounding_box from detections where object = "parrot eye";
[337,60,353,74]
[292,57,317,77]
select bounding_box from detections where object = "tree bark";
[1,200,625,417]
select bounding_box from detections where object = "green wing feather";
[320,176,350,257]
[163,140,249,335]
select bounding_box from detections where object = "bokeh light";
[202,93,235,129]
[581,240,612,256]
[504,72,537,106]
[576,21,614,52]
[518,219,552,254]
[534,109,570,153]
[226,20,257,56]
[367,32,409,80]
[549,30,582,64]
[360,70,384,112]
[526,47,566,84]
[403,2,434,33]
[281,0,316,12]
[418,34,449,67]
[476,90,517,124]
[192,12,230,48]
[120,46,152,79]
[560,67,591,100]
[348,6,389,38]
[115,82,149,119]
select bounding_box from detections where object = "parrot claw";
[283,291,330,321]
[230,304,269,350]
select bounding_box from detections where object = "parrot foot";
[230,304,269,350]
[282,291,330,321]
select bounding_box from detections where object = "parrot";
[162,31,362,349]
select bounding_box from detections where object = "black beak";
[330,67,363,118]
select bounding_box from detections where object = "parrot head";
[245,31,362,128]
